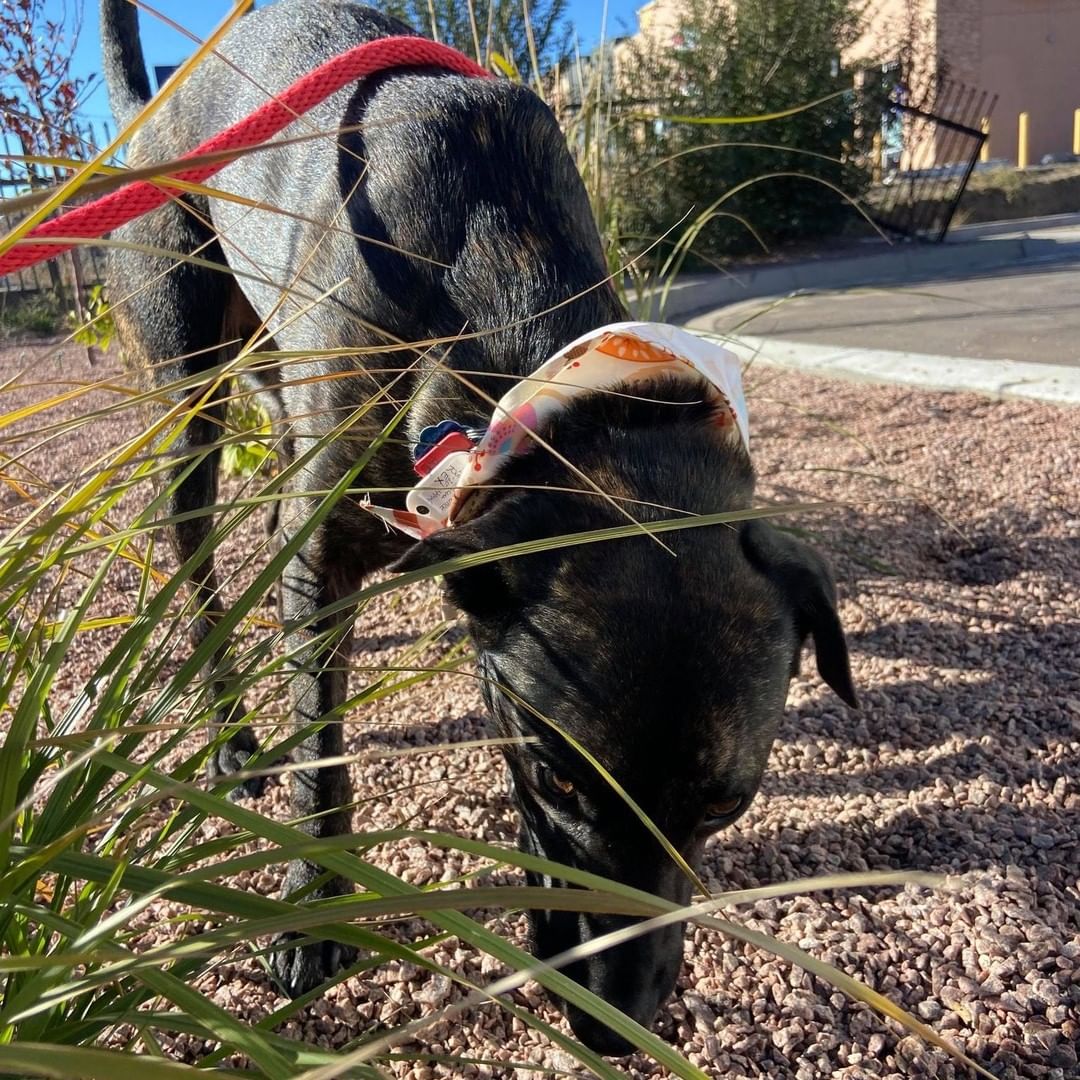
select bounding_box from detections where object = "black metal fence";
[869,77,998,243]
[1,119,114,295]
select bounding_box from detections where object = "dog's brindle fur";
[102,0,856,1054]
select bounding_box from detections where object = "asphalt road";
[709,260,1080,367]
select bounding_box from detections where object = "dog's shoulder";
[129,1,416,157]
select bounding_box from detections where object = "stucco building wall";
[973,0,1080,162]
[850,0,1080,164]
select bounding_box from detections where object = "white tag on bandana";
[405,449,473,525]
[363,322,748,540]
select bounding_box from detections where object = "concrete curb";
[690,330,1080,407]
[645,217,1080,323]
[945,210,1080,239]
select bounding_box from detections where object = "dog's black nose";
[565,1005,638,1057]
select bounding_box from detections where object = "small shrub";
[612,0,871,263]
[221,387,277,478]
[0,291,62,338]
[66,283,115,350]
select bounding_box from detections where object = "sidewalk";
[666,213,1080,406]
[651,212,1080,323]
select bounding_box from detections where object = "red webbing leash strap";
[0,37,490,277]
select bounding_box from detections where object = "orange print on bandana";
[594,334,682,365]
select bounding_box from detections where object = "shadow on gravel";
[747,759,1076,880]
[749,609,1078,869]
[778,500,1079,591]
[349,708,490,751]
[848,619,1079,696]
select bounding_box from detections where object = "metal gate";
[870,77,998,243]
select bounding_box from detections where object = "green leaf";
[0,1044,209,1078]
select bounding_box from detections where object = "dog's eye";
[539,766,576,800]
[704,796,744,823]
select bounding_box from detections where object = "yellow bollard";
[980,117,991,163]
[1074,108,1080,157]
[1018,111,1030,168]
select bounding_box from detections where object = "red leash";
[0,37,490,277]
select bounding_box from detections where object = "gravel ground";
[2,338,1077,1079]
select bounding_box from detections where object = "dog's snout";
[562,928,679,1056]
[519,812,694,1046]
[534,911,684,1055]
[565,1005,639,1056]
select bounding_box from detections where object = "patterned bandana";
[363,321,749,540]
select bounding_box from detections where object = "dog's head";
[392,391,855,1054]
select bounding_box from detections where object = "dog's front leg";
[270,526,359,996]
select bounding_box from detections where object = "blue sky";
[57,0,644,127]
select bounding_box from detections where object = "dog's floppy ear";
[741,520,858,708]
[389,522,512,622]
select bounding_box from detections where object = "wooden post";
[69,249,93,366]
[980,117,990,163]
[1018,111,1030,168]
[871,129,883,183]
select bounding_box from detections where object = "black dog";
[101,0,855,1054]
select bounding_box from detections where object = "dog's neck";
[406,284,628,443]
[343,77,629,443]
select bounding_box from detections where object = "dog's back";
[105,0,617,390]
